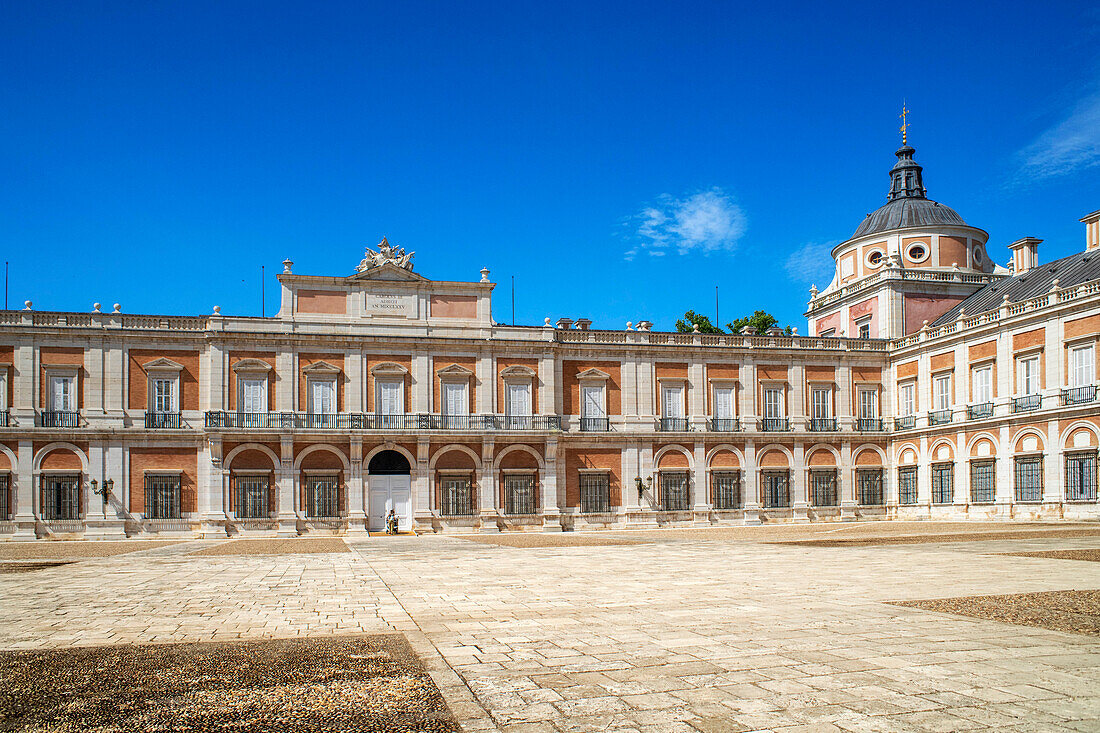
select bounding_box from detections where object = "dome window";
[973,245,985,266]
[865,249,885,269]
[906,242,929,263]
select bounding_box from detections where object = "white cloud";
[784,241,837,285]
[627,188,747,258]
[1017,89,1100,180]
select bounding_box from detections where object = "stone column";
[692,439,709,523]
[413,354,431,413]
[539,352,557,420]
[620,442,640,512]
[743,439,760,524]
[413,439,433,532]
[347,438,367,534]
[839,440,856,520]
[836,363,852,430]
[790,363,805,431]
[13,344,36,422]
[275,351,295,413]
[742,360,757,431]
[345,349,363,414]
[619,355,637,427]
[953,431,969,512]
[689,362,706,430]
[276,437,296,536]
[791,441,809,522]
[478,440,498,531]
[541,437,562,531]
[917,433,932,516]
[13,441,35,540]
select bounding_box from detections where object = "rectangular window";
[1014,457,1043,503]
[811,388,830,419]
[857,469,884,505]
[857,320,870,339]
[240,378,266,414]
[504,473,536,515]
[714,387,734,419]
[762,470,789,508]
[507,382,531,416]
[661,384,684,418]
[233,475,270,519]
[1071,345,1095,387]
[49,375,75,412]
[440,476,475,516]
[581,385,606,418]
[377,379,404,428]
[810,470,837,507]
[659,471,690,511]
[898,466,918,505]
[933,374,951,411]
[931,463,954,504]
[970,460,995,503]
[1066,452,1098,501]
[763,387,783,419]
[153,377,177,413]
[899,383,915,416]
[711,471,741,509]
[144,474,182,519]
[859,389,878,419]
[305,475,339,518]
[579,472,610,514]
[41,474,81,521]
[0,474,10,521]
[972,366,992,404]
[1017,356,1040,395]
[309,379,336,415]
[442,381,469,429]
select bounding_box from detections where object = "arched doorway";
[368,450,411,532]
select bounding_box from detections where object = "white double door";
[368,474,411,532]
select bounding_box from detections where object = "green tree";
[726,310,792,336]
[674,310,723,334]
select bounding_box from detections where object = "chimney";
[1008,237,1042,274]
[1082,210,1100,252]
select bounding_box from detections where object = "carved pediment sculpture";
[357,237,415,272]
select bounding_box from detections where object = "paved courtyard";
[2,523,1100,732]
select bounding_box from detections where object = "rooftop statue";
[357,237,415,272]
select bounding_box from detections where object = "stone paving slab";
[2,529,1100,732]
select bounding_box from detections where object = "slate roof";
[853,197,966,238]
[932,249,1100,326]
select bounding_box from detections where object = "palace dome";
[851,144,968,238]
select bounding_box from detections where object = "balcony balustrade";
[658,417,690,432]
[145,411,183,429]
[1061,385,1096,406]
[760,418,790,432]
[928,409,952,426]
[809,417,837,432]
[894,415,916,430]
[40,410,79,428]
[857,418,884,432]
[203,412,562,431]
[709,417,741,432]
[0,410,8,427]
[579,417,610,432]
[967,402,993,420]
[1013,394,1042,413]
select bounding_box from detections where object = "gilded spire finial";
[899,103,910,145]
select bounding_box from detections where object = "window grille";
[579,472,610,514]
[857,469,884,505]
[41,474,81,520]
[762,470,790,508]
[441,476,475,516]
[659,471,690,511]
[931,463,954,504]
[0,474,9,520]
[711,471,741,509]
[233,475,270,519]
[144,474,181,519]
[504,473,536,515]
[970,460,995,503]
[1066,452,1098,501]
[305,475,340,519]
[1014,456,1043,503]
[810,469,837,507]
[898,466,918,505]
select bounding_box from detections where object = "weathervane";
[899,103,910,145]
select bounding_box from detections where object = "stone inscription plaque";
[365,291,417,318]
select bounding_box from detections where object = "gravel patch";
[0,634,459,732]
[189,538,350,556]
[893,589,1100,637]
[1002,548,1100,562]
[0,540,182,560]
[462,534,649,548]
[0,561,74,574]
[771,527,1100,547]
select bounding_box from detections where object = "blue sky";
[2,1,1098,331]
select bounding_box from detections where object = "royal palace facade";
[1,143,1099,539]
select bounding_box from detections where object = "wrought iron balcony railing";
[857,418,884,432]
[967,402,993,420]
[760,418,790,432]
[928,409,952,426]
[809,418,837,432]
[579,417,610,432]
[894,415,916,430]
[0,410,8,427]
[1013,394,1041,413]
[145,411,183,429]
[203,412,562,431]
[1061,385,1097,406]
[658,417,690,432]
[709,417,741,432]
[40,410,80,428]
